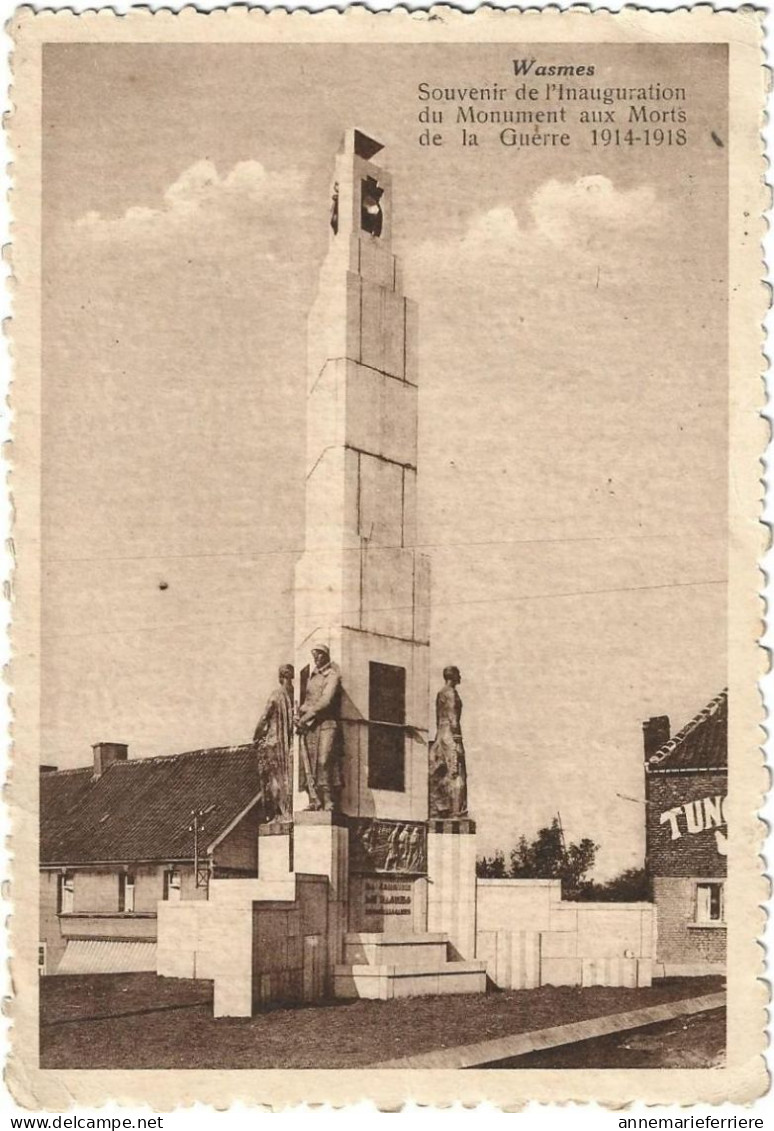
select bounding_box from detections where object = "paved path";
[369,991,726,1069]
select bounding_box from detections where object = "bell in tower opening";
[361,176,383,237]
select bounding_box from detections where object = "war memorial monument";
[153,130,656,1016]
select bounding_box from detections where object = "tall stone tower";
[158,132,484,1014]
[294,129,430,824]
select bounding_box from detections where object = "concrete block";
[156,903,203,977]
[540,957,582,986]
[360,280,406,379]
[214,974,253,1018]
[298,877,329,937]
[358,455,404,549]
[255,909,290,957]
[580,957,605,987]
[482,929,542,990]
[402,468,417,549]
[637,958,653,987]
[303,934,326,1001]
[306,270,361,386]
[392,972,439,998]
[258,834,292,880]
[549,904,579,933]
[476,879,558,934]
[427,827,478,960]
[339,719,364,813]
[540,930,578,959]
[477,931,497,983]
[358,238,396,290]
[346,938,447,971]
[361,546,415,639]
[305,359,344,475]
[435,968,486,995]
[621,957,638,988]
[346,364,417,469]
[404,298,419,385]
[156,946,195,980]
[286,935,303,970]
[382,376,417,467]
[640,907,656,958]
[209,878,296,905]
[303,448,348,554]
[576,906,643,958]
[412,552,431,643]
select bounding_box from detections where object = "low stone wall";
[477,879,560,935]
[157,873,329,1016]
[476,880,656,989]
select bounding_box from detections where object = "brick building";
[644,690,727,976]
[40,741,268,975]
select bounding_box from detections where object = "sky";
[41,43,728,877]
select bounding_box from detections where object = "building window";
[368,661,406,792]
[163,870,182,902]
[696,881,724,924]
[57,873,74,914]
[118,872,135,913]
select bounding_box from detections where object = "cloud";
[530,175,659,246]
[403,173,672,397]
[452,175,659,260]
[405,174,664,320]
[74,159,304,243]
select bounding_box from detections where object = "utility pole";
[189,806,215,890]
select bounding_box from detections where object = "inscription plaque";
[363,877,413,917]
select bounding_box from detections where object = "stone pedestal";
[293,810,349,970]
[427,818,477,960]
[258,821,293,880]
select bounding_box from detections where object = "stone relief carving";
[350,818,427,874]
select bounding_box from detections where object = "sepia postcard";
[6,5,768,1111]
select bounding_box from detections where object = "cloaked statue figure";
[428,665,468,819]
[252,664,295,820]
[296,643,344,812]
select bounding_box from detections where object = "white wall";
[476,879,561,934]
[476,879,656,989]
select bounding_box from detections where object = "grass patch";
[40,973,724,1070]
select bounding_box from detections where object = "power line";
[42,577,726,641]
[42,529,724,566]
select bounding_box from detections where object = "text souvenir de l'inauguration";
[417,60,689,148]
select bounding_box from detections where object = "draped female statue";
[428,665,468,819]
[253,664,295,820]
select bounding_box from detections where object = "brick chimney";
[642,715,670,760]
[92,742,128,778]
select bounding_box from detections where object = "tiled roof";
[40,745,265,866]
[646,690,727,772]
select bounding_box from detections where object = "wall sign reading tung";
[659,794,728,855]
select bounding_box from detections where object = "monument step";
[333,959,488,1000]
[344,932,448,945]
[344,933,451,970]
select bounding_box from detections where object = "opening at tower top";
[353,129,384,160]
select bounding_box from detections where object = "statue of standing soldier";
[252,664,295,820]
[296,643,343,812]
[429,665,468,819]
